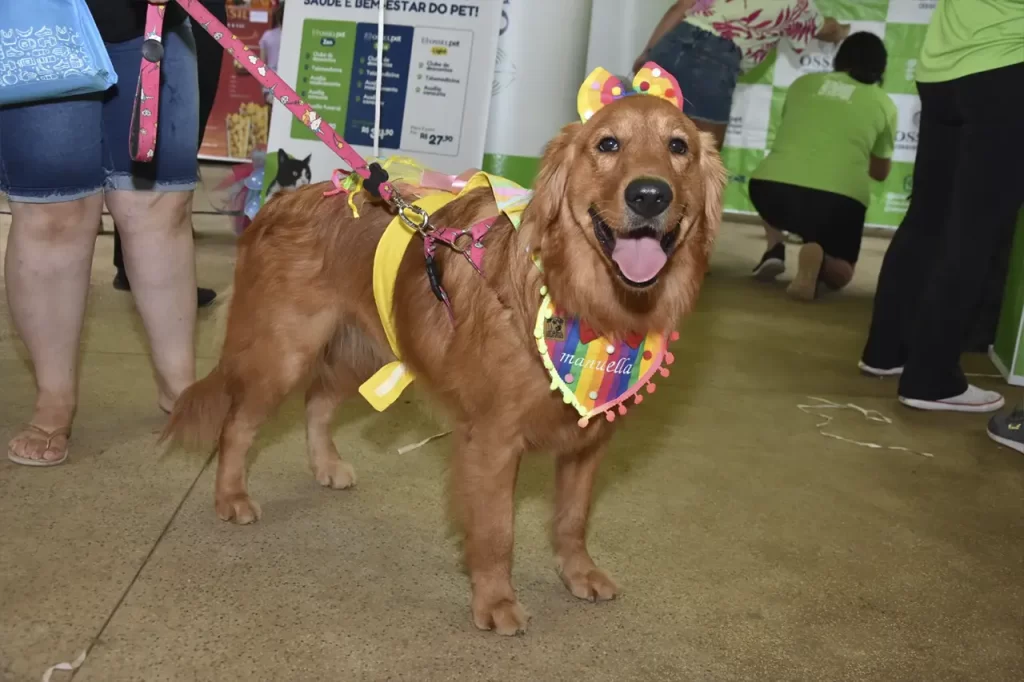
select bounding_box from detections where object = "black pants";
[861,62,1024,400]
[749,179,867,264]
[113,1,226,276]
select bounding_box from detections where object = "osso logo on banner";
[887,0,938,25]
[890,93,921,163]
[771,21,886,89]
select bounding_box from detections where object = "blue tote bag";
[0,0,117,106]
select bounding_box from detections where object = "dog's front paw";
[559,563,619,602]
[313,457,357,490]
[472,596,529,636]
[215,493,262,525]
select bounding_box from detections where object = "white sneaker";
[858,360,904,377]
[899,385,1005,413]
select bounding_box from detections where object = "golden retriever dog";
[163,92,726,635]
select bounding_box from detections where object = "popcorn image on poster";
[889,93,921,164]
[886,0,938,24]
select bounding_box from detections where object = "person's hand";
[817,17,851,44]
[632,50,651,75]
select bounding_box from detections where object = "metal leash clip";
[392,193,433,236]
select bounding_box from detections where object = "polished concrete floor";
[1,176,1022,681]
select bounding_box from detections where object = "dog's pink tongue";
[611,236,667,283]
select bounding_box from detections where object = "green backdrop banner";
[722,0,936,229]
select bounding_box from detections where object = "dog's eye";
[597,137,620,153]
[669,138,688,155]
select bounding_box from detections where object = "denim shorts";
[648,21,742,125]
[0,21,199,203]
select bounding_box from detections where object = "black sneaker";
[752,243,786,281]
[113,270,131,292]
[197,287,218,309]
[987,404,1024,454]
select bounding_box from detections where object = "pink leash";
[129,5,166,161]
[133,0,395,203]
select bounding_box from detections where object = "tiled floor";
[1,175,1021,681]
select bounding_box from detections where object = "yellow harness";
[356,169,531,412]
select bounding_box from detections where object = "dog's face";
[528,94,727,333]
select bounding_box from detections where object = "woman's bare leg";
[5,196,103,462]
[104,190,197,410]
[820,255,855,291]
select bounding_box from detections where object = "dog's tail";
[159,366,231,451]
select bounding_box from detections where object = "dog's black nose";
[624,178,673,219]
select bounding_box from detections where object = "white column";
[585,0,674,77]
[482,0,594,186]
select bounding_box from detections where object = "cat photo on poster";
[265,148,312,196]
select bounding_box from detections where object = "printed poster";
[199,0,279,162]
[264,0,502,197]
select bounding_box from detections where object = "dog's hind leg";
[215,311,342,524]
[216,401,268,525]
[304,374,357,490]
[304,323,385,489]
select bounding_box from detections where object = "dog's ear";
[694,131,727,256]
[528,121,582,227]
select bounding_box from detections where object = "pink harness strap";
[425,217,497,275]
[129,5,166,162]
[423,216,499,321]
[135,1,395,202]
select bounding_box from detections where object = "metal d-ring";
[449,230,474,255]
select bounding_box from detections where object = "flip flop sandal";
[7,424,71,467]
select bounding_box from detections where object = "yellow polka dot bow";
[577,62,684,123]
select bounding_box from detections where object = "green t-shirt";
[917,0,1024,83]
[752,72,897,207]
